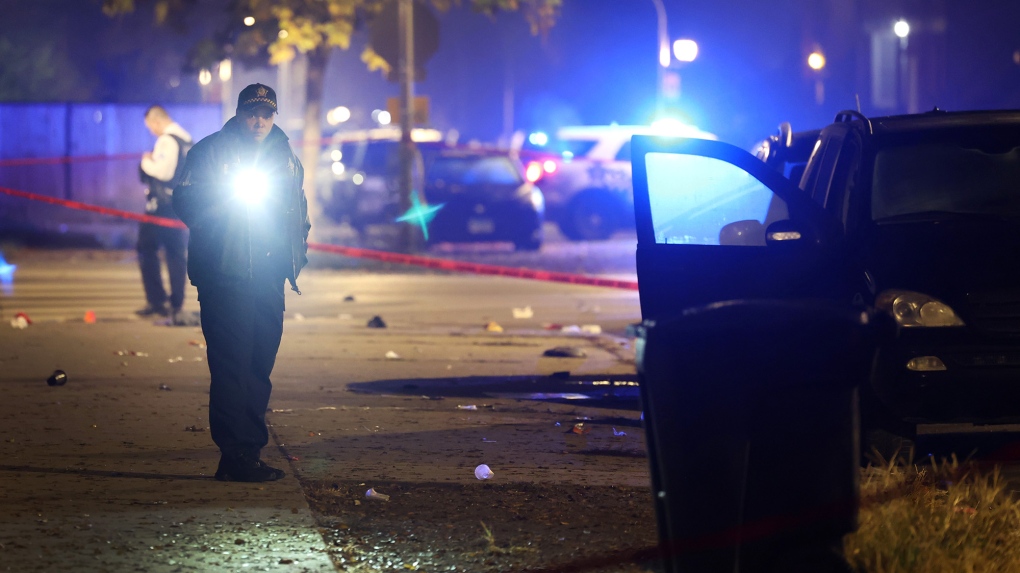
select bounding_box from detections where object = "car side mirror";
[719,219,766,246]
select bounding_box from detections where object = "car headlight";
[530,188,545,212]
[876,290,965,327]
[234,169,268,204]
[518,185,545,212]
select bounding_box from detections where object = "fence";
[0,103,221,246]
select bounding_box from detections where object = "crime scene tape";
[0,152,142,168]
[0,185,187,228]
[0,185,639,291]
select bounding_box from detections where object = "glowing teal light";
[395,192,444,240]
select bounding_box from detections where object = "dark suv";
[631,108,1020,441]
[780,110,1020,431]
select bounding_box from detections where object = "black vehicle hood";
[861,217,1020,305]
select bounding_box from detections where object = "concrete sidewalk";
[0,253,645,572]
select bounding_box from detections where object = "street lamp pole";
[398,0,418,253]
[650,0,670,114]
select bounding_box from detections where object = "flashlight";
[234,168,268,204]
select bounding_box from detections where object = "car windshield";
[871,136,1020,221]
[427,156,521,186]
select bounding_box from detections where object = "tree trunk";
[301,47,329,242]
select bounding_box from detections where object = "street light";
[218,59,232,82]
[807,51,826,105]
[807,51,826,71]
[326,106,351,125]
[673,39,699,63]
[894,19,910,39]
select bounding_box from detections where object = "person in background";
[173,84,310,482]
[137,105,191,323]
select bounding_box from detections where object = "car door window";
[645,152,788,246]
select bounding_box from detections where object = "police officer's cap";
[237,83,278,115]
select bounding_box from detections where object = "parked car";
[778,109,1020,434]
[637,108,1020,446]
[320,132,545,251]
[519,123,716,241]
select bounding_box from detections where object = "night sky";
[2,0,1019,147]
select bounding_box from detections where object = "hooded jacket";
[173,116,310,293]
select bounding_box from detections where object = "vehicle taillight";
[525,161,544,183]
[525,159,558,183]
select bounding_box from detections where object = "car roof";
[556,124,717,141]
[330,127,446,144]
[836,109,1020,135]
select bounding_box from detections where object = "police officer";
[137,105,191,322]
[173,84,310,482]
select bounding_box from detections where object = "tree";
[0,36,90,102]
[102,0,561,239]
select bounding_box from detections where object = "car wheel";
[561,191,619,241]
[862,427,916,467]
[859,389,917,467]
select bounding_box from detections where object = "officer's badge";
[288,158,295,175]
[257,86,268,97]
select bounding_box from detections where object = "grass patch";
[847,454,1020,572]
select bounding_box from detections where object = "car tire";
[861,427,916,467]
[859,388,917,467]
[560,191,620,241]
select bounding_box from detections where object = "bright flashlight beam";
[234,169,269,204]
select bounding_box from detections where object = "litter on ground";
[512,306,534,319]
[543,346,587,358]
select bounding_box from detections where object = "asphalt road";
[0,244,651,572]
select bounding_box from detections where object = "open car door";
[631,135,845,321]
[630,136,866,572]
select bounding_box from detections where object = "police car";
[519,122,716,241]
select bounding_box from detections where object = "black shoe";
[169,308,185,325]
[135,304,169,317]
[215,454,286,482]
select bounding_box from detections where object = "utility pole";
[650,0,670,116]
[398,0,419,253]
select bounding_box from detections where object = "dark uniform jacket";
[173,117,310,293]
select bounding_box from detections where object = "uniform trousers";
[198,275,286,458]
[137,222,187,311]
